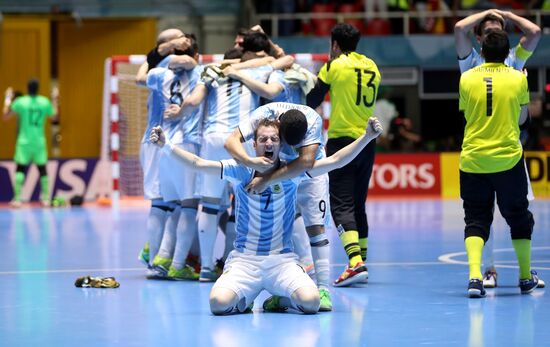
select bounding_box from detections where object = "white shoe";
[482,269,497,288]
[9,200,22,208]
[537,276,545,288]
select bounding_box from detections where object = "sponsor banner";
[439,152,550,199]
[525,151,550,198]
[0,159,111,202]
[369,153,440,196]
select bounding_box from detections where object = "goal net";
[102,54,329,204]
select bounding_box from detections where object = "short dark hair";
[175,33,199,57]
[27,79,39,96]
[474,13,505,37]
[254,118,280,140]
[242,31,270,53]
[331,23,360,54]
[482,29,509,63]
[279,109,307,146]
[223,47,243,60]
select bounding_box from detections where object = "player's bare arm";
[308,117,383,177]
[225,129,273,172]
[494,9,541,52]
[149,126,221,175]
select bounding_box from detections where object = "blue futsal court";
[1,198,548,347]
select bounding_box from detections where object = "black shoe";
[468,279,486,298]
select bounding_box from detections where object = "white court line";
[438,246,550,270]
[0,267,144,276]
[2,251,549,276]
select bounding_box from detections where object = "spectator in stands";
[523,95,545,150]
[373,86,398,151]
[388,116,422,151]
[388,0,413,34]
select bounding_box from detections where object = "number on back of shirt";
[355,69,377,107]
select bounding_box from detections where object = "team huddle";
[136,23,383,314]
[134,9,543,315]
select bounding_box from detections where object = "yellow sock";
[465,236,484,280]
[339,229,362,267]
[512,239,532,280]
[359,237,368,262]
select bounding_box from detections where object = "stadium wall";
[1,152,549,202]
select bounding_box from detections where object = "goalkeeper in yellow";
[3,79,58,207]
[459,30,539,298]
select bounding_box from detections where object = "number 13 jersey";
[317,51,381,140]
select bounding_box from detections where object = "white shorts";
[296,173,330,227]
[198,132,232,200]
[212,250,316,310]
[140,142,162,200]
[159,142,199,202]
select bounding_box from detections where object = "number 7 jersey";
[317,51,381,140]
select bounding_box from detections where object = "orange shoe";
[333,262,368,287]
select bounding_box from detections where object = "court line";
[1,250,548,276]
[438,246,550,270]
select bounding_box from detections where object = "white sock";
[198,209,218,269]
[147,204,168,263]
[292,216,313,264]
[484,226,495,271]
[172,207,198,270]
[310,234,330,289]
[157,204,181,259]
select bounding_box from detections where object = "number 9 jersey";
[317,52,381,140]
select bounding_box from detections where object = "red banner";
[368,153,441,196]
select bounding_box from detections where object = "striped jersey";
[458,44,533,73]
[270,70,304,105]
[201,65,272,135]
[146,57,204,145]
[239,102,325,161]
[221,159,305,255]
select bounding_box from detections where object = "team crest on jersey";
[272,184,282,194]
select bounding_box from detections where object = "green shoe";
[167,265,199,281]
[152,255,172,275]
[138,242,150,267]
[262,296,288,312]
[319,288,332,312]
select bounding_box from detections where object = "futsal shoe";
[41,199,51,207]
[138,243,150,267]
[263,296,288,312]
[482,269,497,288]
[152,255,172,276]
[319,288,332,312]
[199,267,219,282]
[9,200,22,208]
[167,265,199,281]
[468,279,486,298]
[519,271,540,294]
[214,258,225,277]
[333,262,368,287]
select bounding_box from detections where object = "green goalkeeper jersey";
[11,95,54,146]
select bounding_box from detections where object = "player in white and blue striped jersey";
[145,34,204,280]
[149,116,382,315]
[165,32,277,282]
[137,28,187,272]
[225,102,333,310]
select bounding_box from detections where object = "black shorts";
[460,157,534,241]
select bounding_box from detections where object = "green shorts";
[14,143,48,165]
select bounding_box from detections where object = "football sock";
[339,229,362,267]
[465,236,484,280]
[512,239,532,280]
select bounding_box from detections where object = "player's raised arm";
[150,126,222,176]
[454,10,502,59]
[494,9,541,52]
[225,128,274,172]
[308,118,382,177]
